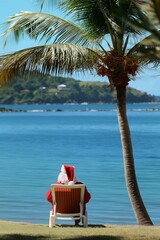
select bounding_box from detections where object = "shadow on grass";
[0,234,124,240]
[69,237,124,240]
[0,235,46,240]
[88,224,106,228]
[55,224,107,228]
[0,234,47,240]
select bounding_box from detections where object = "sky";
[0,0,160,96]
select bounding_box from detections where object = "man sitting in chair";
[46,165,91,225]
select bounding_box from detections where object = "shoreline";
[1,106,160,113]
[1,219,160,227]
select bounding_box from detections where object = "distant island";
[0,75,157,104]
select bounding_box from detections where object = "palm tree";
[0,0,159,225]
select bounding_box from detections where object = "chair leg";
[83,216,88,227]
[82,212,88,227]
[49,211,55,228]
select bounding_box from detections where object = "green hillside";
[0,75,156,104]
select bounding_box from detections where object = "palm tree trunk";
[116,85,153,226]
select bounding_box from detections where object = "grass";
[0,221,160,240]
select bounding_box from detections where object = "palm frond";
[141,0,160,23]
[57,0,117,39]
[34,1,148,49]
[129,0,160,39]
[60,0,145,35]
[3,11,97,47]
[128,32,160,65]
[152,0,160,22]
[0,44,100,86]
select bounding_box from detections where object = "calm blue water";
[0,103,160,225]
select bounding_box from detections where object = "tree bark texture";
[116,85,153,226]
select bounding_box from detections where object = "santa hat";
[61,165,74,181]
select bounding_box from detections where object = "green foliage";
[1,1,160,85]
[0,75,155,104]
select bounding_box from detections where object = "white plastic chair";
[49,184,88,227]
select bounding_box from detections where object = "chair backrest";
[51,184,85,214]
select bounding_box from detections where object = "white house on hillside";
[57,84,71,91]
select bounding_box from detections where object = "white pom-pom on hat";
[68,181,74,185]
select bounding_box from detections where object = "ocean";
[0,103,160,225]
